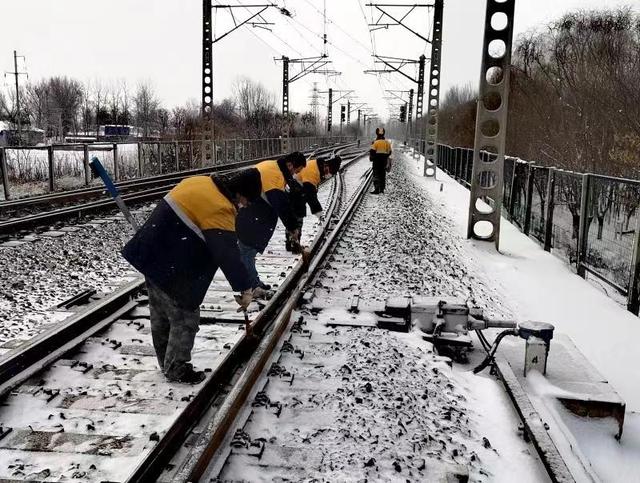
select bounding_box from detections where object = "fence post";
[174,141,179,172]
[508,159,518,220]
[112,143,119,181]
[0,148,10,200]
[523,163,535,235]
[83,144,90,186]
[224,140,228,163]
[157,143,162,173]
[48,145,55,191]
[627,217,640,314]
[544,168,556,252]
[137,142,144,177]
[188,141,193,169]
[577,173,591,277]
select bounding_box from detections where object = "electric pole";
[309,82,320,135]
[202,2,285,165]
[6,51,27,146]
[320,88,353,133]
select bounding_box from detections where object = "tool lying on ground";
[89,157,140,231]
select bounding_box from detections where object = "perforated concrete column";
[424,0,443,177]
[467,0,516,249]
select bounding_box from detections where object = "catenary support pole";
[467,0,516,250]
[424,0,443,177]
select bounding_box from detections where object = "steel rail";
[125,153,368,483]
[172,167,374,482]
[0,144,359,236]
[0,143,353,210]
[0,149,366,482]
[0,278,146,398]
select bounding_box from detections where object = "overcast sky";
[1,0,637,120]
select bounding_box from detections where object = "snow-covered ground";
[410,151,640,481]
[213,150,548,482]
[0,207,150,349]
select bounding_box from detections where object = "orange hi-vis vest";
[255,160,287,193]
[371,139,392,154]
[296,159,321,187]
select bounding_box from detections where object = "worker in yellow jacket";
[287,155,342,250]
[122,169,261,384]
[236,152,307,296]
[369,127,392,194]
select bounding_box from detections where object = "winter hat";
[218,168,262,201]
[282,151,307,169]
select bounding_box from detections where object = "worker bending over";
[288,155,342,250]
[122,169,261,384]
[236,152,307,297]
[370,127,392,194]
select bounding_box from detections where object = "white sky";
[1,0,637,120]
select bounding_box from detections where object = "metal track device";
[467,0,516,248]
[424,0,443,177]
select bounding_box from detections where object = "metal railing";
[0,135,353,201]
[407,138,640,316]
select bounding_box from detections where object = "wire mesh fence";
[422,142,640,315]
[0,135,352,201]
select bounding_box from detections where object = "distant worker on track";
[122,170,262,384]
[236,152,307,298]
[369,127,392,194]
[288,155,342,250]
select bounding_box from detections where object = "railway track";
[0,143,354,237]
[0,151,371,482]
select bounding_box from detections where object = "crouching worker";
[236,152,307,298]
[122,169,261,384]
[370,127,392,194]
[287,155,342,251]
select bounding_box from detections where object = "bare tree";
[92,79,108,132]
[233,77,278,137]
[120,79,131,125]
[107,80,121,127]
[134,81,160,138]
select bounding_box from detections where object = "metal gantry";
[467,0,516,249]
[278,55,337,153]
[364,55,425,155]
[201,2,285,165]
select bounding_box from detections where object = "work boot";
[257,280,271,291]
[167,366,206,384]
[252,286,274,300]
[370,190,380,195]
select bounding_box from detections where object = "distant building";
[0,121,45,147]
[97,125,160,142]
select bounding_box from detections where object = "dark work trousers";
[372,159,387,193]
[285,216,304,252]
[238,240,261,289]
[147,281,200,380]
